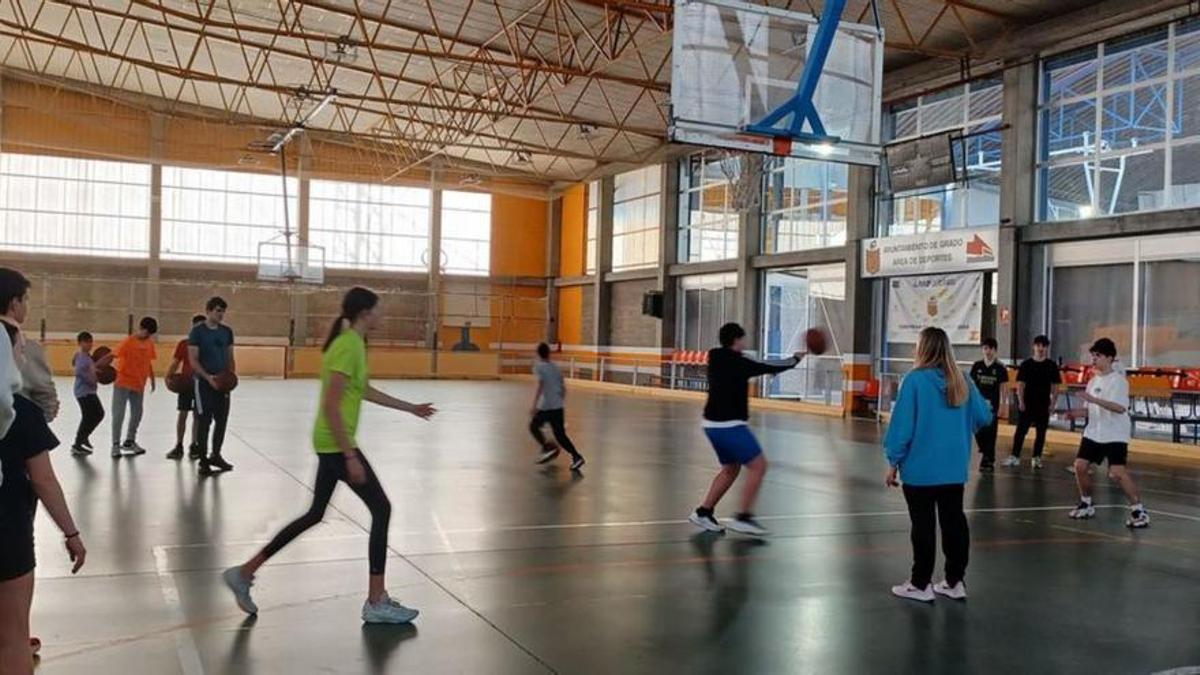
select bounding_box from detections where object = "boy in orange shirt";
[111,317,158,458]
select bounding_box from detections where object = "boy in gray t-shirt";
[529,343,584,471]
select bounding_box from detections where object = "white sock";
[1131,502,1144,512]
[1080,496,1092,505]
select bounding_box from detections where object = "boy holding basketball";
[190,297,235,476]
[166,315,205,461]
[688,323,804,536]
[70,332,112,456]
[111,317,158,458]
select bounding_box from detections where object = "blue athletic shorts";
[703,425,763,465]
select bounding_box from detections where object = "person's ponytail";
[321,287,380,352]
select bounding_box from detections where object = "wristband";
[64,531,80,540]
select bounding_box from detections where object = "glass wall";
[161,167,298,263]
[441,190,491,276]
[611,167,661,271]
[309,180,430,272]
[761,264,847,404]
[882,77,1003,235]
[762,158,848,252]
[1047,232,1200,368]
[1039,19,1200,221]
[0,153,151,257]
[677,273,738,351]
[678,152,740,262]
[585,181,599,274]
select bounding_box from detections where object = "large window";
[161,167,298,262]
[612,167,661,271]
[441,190,491,276]
[678,152,740,262]
[585,181,599,274]
[1048,232,1200,368]
[309,180,430,272]
[0,153,150,257]
[882,77,1003,235]
[762,158,848,252]
[762,265,847,404]
[677,273,738,351]
[1039,20,1200,221]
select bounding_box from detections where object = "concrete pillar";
[428,171,443,352]
[734,155,763,349]
[592,175,614,346]
[147,114,165,322]
[657,161,680,351]
[843,164,876,414]
[997,60,1039,360]
[545,197,562,344]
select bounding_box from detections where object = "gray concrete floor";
[28,378,1200,674]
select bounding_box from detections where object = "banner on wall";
[862,227,998,277]
[886,273,983,344]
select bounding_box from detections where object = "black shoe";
[569,455,586,471]
[166,445,184,460]
[727,513,770,537]
[71,444,93,456]
[80,439,94,450]
[208,455,234,472]
[979,462,994,473]
[198,460,216,477]
[188,443,203,461]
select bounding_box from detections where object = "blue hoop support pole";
[744,0,847,143]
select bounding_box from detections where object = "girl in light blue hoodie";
[884,327,992,603]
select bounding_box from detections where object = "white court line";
[150,505,1200,554]
[153,546,205,675]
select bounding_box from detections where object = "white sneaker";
[222,567,258,616]
[1001,456,1021,467]
[688,509,725,533]
[362,597,418,624]
[122,441,147,456]
[1068,502,1095,519]
[1126,508,1150,529]
[725,514,770,537]
[1031,457,1044,470]
[933,580,967,600]
[891,581,935,603]
[111,444,123,458]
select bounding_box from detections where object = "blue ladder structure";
[743,0,847,145]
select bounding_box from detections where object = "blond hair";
[914,326,968,407]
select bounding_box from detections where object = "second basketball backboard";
[669,0,883,165]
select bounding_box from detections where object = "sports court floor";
[30,379,1200,674]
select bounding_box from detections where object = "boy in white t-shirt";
[1065,338,1148,528]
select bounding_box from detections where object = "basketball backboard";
[669,0,883,165]
[257,239,325,284]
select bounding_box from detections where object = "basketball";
[166,373,189,394]
[804,328,828,355]
[212,371,239,392]
[92,345,111,361]
[96,364,116,385]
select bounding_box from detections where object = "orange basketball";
[804,328,828,355]
[212,371,239,392]
[166,373,189,394]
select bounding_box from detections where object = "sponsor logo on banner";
[861,227,999,277]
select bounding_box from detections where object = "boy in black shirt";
[1003,335,1062,469]
[969,338,1008,472]
[688,323,803,537]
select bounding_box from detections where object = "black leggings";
[903,483,969,589]
[260,451,392,575]
[530,409,580,458]
[75,394,105,446]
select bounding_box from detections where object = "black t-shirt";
[970,360,1008,407]
[1017,358,1062,406]
[703,348,798,422]
[0,395,59,531]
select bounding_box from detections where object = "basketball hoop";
[717,149,765,212]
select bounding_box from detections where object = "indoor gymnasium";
[1,0,1199,673]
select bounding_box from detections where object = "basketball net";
[717,149,765,213]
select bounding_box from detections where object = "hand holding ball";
[212,371,239,392]
[166,373,189,394]
[92,346,116,385]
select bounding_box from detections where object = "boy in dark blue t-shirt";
[189,296,236,477]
